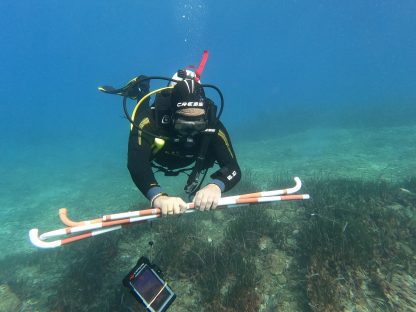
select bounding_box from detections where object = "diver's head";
[171,79,208,137]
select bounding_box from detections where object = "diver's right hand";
[152,195,187,215]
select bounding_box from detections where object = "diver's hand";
[152,195,187,215]
[193,184,221,211]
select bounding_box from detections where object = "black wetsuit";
[127,97,241,202]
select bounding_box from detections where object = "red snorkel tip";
[195,50,209,81]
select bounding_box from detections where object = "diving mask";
[173,114,208,136]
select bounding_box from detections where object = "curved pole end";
[29,229,61,249]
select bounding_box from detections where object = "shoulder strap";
[152,89,174,131]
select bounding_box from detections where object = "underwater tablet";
[124,257,176,312]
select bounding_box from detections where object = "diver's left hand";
[193,184,221,211]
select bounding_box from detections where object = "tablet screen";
[130,265,174,312]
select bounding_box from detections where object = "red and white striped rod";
[29,226,123,249]
[58,207,160,227]
[29,193,309,249]
[59,177,304,227]
[39,215,159,240]
[228,176,302,199]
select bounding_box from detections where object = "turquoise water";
[1,1,415,311]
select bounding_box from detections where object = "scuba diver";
[99,52,241,215]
